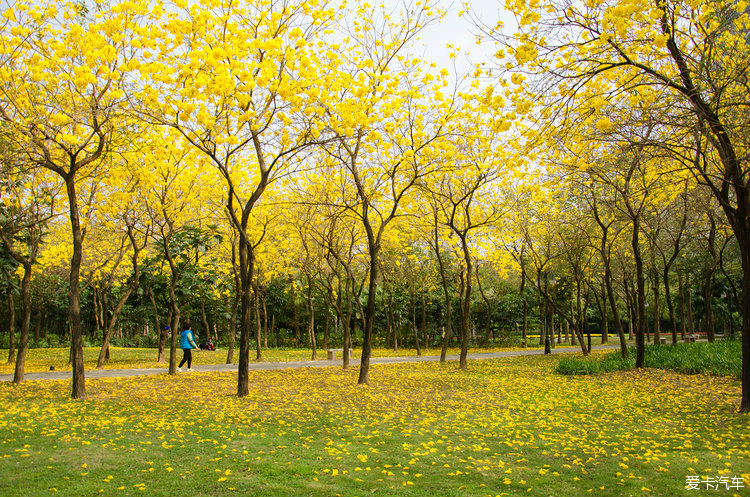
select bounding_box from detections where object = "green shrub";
[556,339,741,379]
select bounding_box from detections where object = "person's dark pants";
[179,348,192,368]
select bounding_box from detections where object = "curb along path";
[0,344,623,382]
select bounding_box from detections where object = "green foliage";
[555,340,742,379]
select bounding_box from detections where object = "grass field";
[0,351,748,497]
[557,340,743,379]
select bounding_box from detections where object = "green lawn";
[0,353,747,496]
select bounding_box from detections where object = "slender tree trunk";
[411,290,421,356]
[343,273,353,369]
[421,287,428,350]
[6,290,15,364]
[458,240,472,370]
[237,240,255,396]
[538,271,545,346]
[604,266,627,359]
[678,271,687,340]
[324,309,329,351]
[227,295,238,364]
[253,281,262,361]
[633,216,647,369]
[520,253,528,347]
[383,289,391,350]
[200,301,210,346]
[652,265,661,345]
[476,264,492,348]
[307,275,317,360]
[687,285,695,335]
[12,262,32,383]
[33,308,41,342]
[624,278,634,340]
[704,275,716,342]
[262,289,268,348]
[96,286,136,369]
[149,291,166,363]
[291,279,300,348]
[601,279,608,344]
[665,267,677,345]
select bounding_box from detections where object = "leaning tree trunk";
[604,262,627,359]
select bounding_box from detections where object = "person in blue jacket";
[178,321,198,372]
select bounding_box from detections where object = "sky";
[400,0,515,80]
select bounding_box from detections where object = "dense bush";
[555,339,742,379]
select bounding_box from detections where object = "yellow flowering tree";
[477,0,750,410]
[0,0,157,398]
[140,0,338,396]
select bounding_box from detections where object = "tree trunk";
[678,271,687,340]
[633,216,647,369]
[307,275,317,360]
[66,177,86,399]
[410,290,421,356]
[520,252,528,347]
[253,281,262,361]
[383,289,391,350]
[601,279,608,344]
[604,266,627,359]
[343,273,353,369]
[6,290,15,364]
[652,266,661,345]
[262,289,268,348]
[703,276,716,342]
[236,239,255,396]
[291,279,300,348]
[687,285,695,335]
[357,240,380,385]
[421,287,428,350]
[13,262,32,383]
[96,285,136,369]
[458,240,472,370]
[227,295,237,364]
[732,224,750,412]
[323,309,330,351]
[200,301,210,346]
[664,266,677,345]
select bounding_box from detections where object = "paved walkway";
[0,343,624,382]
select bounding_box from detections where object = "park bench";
[326,348,354,360]
[684,334,699,343]
[659,337,667,345]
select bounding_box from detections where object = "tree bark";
[307,274,317,360]
[66,177,86,399]
[410,290,421,356]
[6,290,15,364]
[632,216,647,369]
[12,261,32,383]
